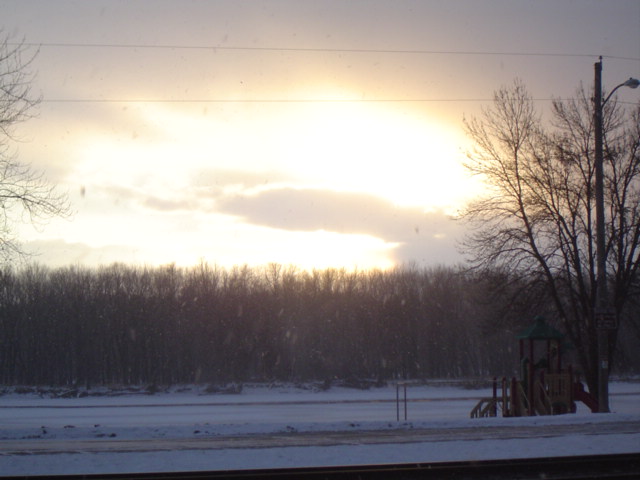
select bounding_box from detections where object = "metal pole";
[404,384,407,421]
[594,57,610,413]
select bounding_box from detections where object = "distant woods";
[0,262,638,387]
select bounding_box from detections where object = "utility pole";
[593,57,610,413]
[593,59,639,412]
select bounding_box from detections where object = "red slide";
[573,382,599,413]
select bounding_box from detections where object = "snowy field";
[0,380,639,476]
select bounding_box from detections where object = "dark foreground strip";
[14,453,640,480]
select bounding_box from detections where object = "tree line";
[0,262,638,387]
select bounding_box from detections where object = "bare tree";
[0,33,69,262]
[461,79,640,396]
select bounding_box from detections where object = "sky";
[2,0,640,271]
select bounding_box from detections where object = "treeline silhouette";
[0,263,636,387]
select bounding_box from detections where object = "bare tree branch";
[461,79,640,396]
[0,32,70,264]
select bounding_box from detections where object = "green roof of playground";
[516,316,564,340]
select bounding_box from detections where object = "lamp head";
[623,77,640,89]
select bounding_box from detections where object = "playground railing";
[469,396,502,418]
[515,380,529,416]
[534,378,552,415]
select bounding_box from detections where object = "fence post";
[404,383,407,420]
[396,382,408,421]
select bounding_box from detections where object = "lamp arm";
[602,82,626,107]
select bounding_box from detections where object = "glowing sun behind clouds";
[42,91,475,270]
[122,93,475,207]
[280,98,473,211]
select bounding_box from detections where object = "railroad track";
[17,453,640,479]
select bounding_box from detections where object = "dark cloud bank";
[218,187,466,266]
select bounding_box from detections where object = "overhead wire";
[14,42,640,62]
[11,41,638,105]
[41,98,545,104]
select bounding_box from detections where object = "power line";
[40,97,639,105]
[21,42,638,105]
[15,42,639,61]
[39,97,533,104]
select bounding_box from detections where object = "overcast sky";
[2,0,640,270]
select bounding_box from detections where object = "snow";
[0,381,639,476]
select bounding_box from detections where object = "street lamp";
[593,56,639,413]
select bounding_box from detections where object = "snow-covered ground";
[1,380,639,476]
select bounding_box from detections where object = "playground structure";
[470,317,599,418]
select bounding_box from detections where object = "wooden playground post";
[528,338,534,416]
[502,377,508,416]
[511,376,519,416]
